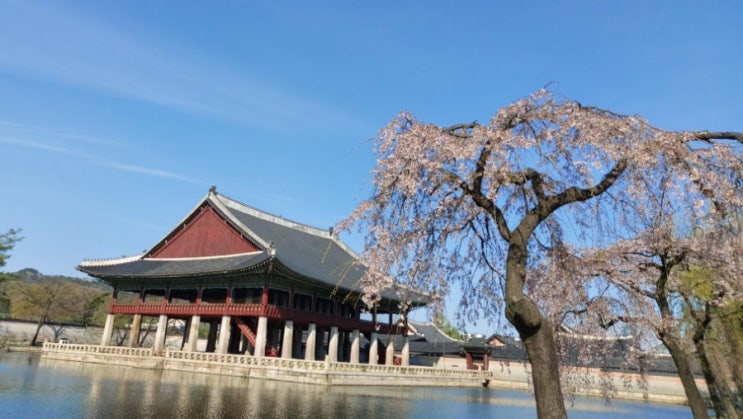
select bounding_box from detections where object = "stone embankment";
[436,357,706,405]
[41,342,704,407]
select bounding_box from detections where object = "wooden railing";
[109,303,393,334]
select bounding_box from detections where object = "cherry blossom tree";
[341,89,742,418]
[536,221,741,418]
[529,161,743,418]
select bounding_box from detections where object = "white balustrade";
[41,342,491,381]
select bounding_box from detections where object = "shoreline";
[38,342,700,407]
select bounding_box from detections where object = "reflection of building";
[78,188,426,365]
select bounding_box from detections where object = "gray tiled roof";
[408,321,461,345]
[79,251,271,278]
[384,321,463,354]
[78,190,428,305]
[216,194,366,292]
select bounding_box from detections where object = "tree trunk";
[505,240,567,419]
[696,340,740,418]
[722,315,743,402]
[520,314,565,419]
[30,314,47,346]
[660,334,710,419]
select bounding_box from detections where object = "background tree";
[342,89,743,418]
[0,229,22,318]
[1,269,111,344]
[678,235,742,417]
[537,225,740,418]
[529,173,742,418]
[5,277,75,345]
[0,228,22,280]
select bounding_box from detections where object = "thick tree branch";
[457,141,512,241]
[508,168,547,201]
[442,122,477,138]
[693,131,743,145]
[540,159,628,218]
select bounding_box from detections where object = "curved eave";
[271,259,429,308]
[77,252,272,282]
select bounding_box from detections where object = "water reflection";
[0,353,691,418]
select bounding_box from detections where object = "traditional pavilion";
[78,187,427,365]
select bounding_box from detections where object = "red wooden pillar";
[110,287,119,311]
[261,285,269,317]
[261,285,269,306]
[162,288,170,308]
[403,309,409,335]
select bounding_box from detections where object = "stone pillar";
[206,321,218,352]
[304,323,316,361]
[328,326,339,362]
[292,326,303,358]
[100,313,115,346]
[281,320,293,359]
[350,329,360,364]
[128,314,142,347]
[316,327,326,360]
[341,331,350,362]
[255,316,267,357]
[186,315,201,352]
[369,332,378,365]
[153,314,168,354]
[217,316,231,354]
[401,336,410,366]
[385,340,394,366]
[180,318,190,350]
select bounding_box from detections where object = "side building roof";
[78,188,427,307]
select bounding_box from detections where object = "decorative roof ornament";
[268,241,276,257]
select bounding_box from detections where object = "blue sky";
[1,1,741,327]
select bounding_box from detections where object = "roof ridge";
[79,253,145,267]
[421,321,462,342]
[215,192,333,239]
[145,250,266,262]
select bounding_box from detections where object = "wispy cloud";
[102,161,203,184]
[0,135,204,185]
[0,136,91,157]
[0,1,374,139]
[0,120,123,147]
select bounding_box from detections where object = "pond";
[0,352,692,418]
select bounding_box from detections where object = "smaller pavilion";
[78,188,426,366]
